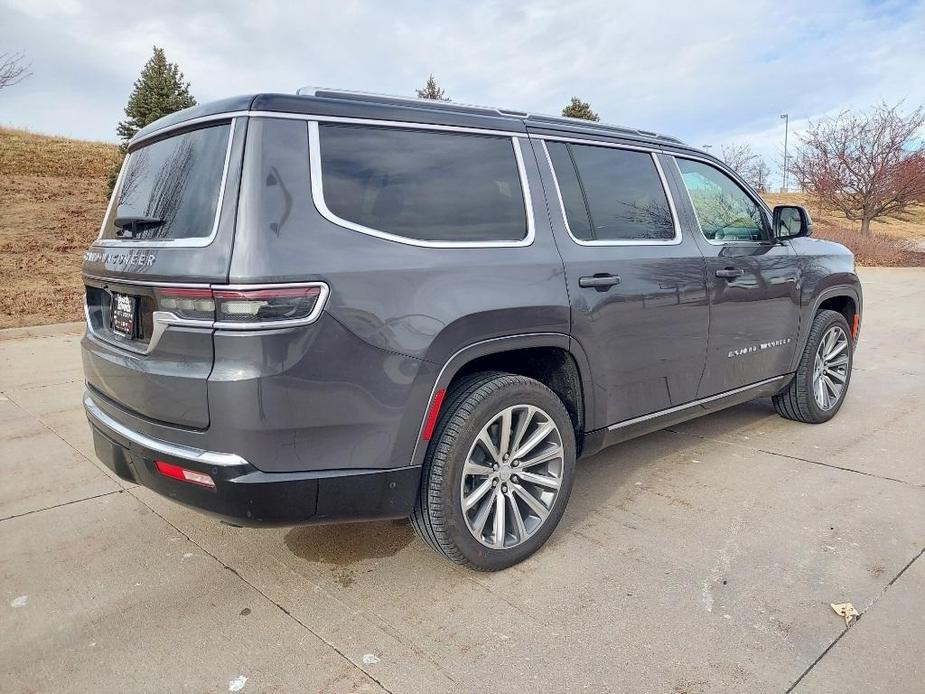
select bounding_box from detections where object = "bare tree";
[721,144,771,192]
[790,102,925,234]
[0,51,32,91]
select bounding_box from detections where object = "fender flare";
[790,284,862,371]
[407,332,595,468]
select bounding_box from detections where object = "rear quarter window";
[316,124,528,243]
[101,123,232,241]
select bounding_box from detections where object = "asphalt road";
[1,267,923,693]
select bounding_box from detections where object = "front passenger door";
[670,157,801,397]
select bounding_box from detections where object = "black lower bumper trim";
[90,424,421,526]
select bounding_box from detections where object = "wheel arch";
[791,284,862,372]
[408,333,596,466]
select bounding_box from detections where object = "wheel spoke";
[519,443,563,469]
[828,355,849,368]
[507,491,528,541]
[498,408,513,458]
[823,375,839,400]
[463,478,494,510]
[477,428,501,463]
[814,375,826,407]
[471,492,494,536]
[825,367,847,383]
[825,339,847,361]
[492,488,506,548]
[509,406,534,458]
[512,421,555,460]
[517,470,561,490]
[512,483,549,521]
[463,460,494,477]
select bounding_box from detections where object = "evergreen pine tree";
[561,97,600,121]
[416,74,449,101]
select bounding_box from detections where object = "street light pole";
[780,113,789,193]
[702,144,712,153]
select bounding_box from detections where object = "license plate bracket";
[110,292,138,338]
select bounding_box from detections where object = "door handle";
[715,268,744,280]
[579,274,622,290]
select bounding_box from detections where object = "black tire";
[411,371,576,571]
[773,309,854,423]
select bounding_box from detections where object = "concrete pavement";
[1,267,923,693]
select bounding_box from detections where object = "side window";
[546,141,676,242]
[676,159,770,242]
[317,124,527,243]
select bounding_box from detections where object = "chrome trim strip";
[95,118,238,248]
[83,280,329,353]
[607,376,787,431]
[82,274,212,289]
[84,393,248,467]
[539,140,683,247]
[129,111,250,148]
[670,153,775,246]
[532,132,662,154]
[253,110,527,138]
[212,282,330,330]
[308,120,535,249]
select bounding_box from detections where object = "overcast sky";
[2,0,924,183]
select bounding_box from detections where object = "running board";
[580,375,792,458]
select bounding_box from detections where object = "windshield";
[101,123,231,241]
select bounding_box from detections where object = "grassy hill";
[0,127,923,329]
[0,127,120,328]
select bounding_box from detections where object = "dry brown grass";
[763,191,925,245]
[761,191,925,266]
[0,127,118,328]
[1,127,924,330]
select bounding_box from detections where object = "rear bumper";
[84,392,420,526]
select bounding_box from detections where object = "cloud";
[1,0,923,185]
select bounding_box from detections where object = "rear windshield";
[317,124,527,243]
[101,123,231,241]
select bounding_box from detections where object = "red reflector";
[154,460,215,488]
[422,388,447,441]
[852,313,861,338]
[156,288,215,299]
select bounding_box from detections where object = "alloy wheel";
[812,325,849,410]
[460,404,564,549]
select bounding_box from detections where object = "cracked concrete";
[1,267,923,693]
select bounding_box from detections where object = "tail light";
[154,283,328,328]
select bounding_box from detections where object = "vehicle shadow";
[281,399,779,565]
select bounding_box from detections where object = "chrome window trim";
[671,153,775,246]
[84,393,249,467]
[540,140,683,247]
[256,110,528,139]
[95,118,238,249]
[531,132,661,154]
[307,120,535,249]
[129,111,251,148]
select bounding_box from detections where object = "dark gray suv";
[82,89,862,570]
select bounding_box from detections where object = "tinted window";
[548,143,675,241]
[102,124,231,241]
[318,124,527,242]
[546,142,593,240]
[676,159,770,242]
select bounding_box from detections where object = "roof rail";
[295,86,684,145]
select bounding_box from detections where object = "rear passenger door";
[534,136,709,428]
[668,156,801,397]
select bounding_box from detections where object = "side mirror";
[773,205,813,239]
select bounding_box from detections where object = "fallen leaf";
[831,602,859,626]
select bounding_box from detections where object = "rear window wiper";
[114,215,164,238]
